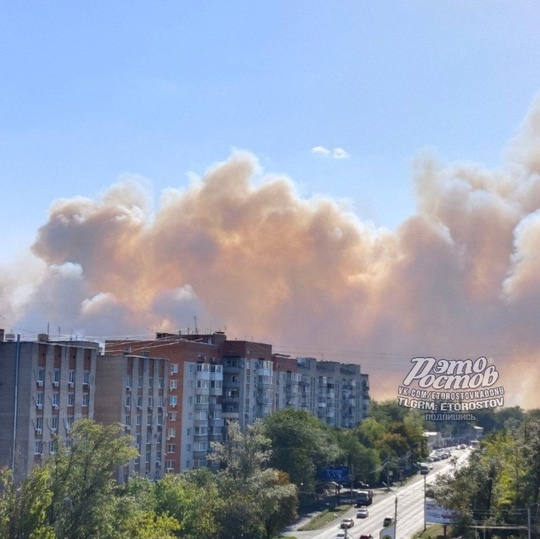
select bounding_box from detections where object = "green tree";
[210,421,298,539]
[262,409,340,494]
[153,470,220,539]
[46,420,139,538]
[0,419,181,539]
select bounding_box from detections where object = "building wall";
[0,335,98,482]
[95,353,169,481]
[106,335,223,474]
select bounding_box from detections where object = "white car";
[356,508,369,518]
[340,517,354,528]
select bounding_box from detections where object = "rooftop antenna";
[194,316,199,335]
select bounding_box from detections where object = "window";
[138,376,143,388]
[169,380,178,390]
[82,394,89,407]
[125,396,131,408]
[50,440,57,454]
[169,396,177,407]
[35,441,43,455]
[83,370,90,385]
[167,428,176,438]
[147,396,153,408]
[126,376,132,388]
[37,368,45,383]
[68,393,75,407]
[66,416,74,429]
[170,363,179,374]
[51,416,59,432]
[167,444,176,453]
[68,370,75,385]
[168,411,177,421]
[53,369,61,385]
[35,417,43,430]
[137,415,142,425]
[159,377,164,389]
[36,392,44,405]
[52,393,60,407]
[149,377,154,388]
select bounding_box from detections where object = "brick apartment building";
[0,330,98,482]
[94,351,169,481]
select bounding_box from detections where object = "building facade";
[273,355,370,428]
[105,334,225,474]
[0,330,98,481]
[94,352,169,482]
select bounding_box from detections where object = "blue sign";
[319,466,350,482]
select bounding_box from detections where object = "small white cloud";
[311,146,350,159]
[311,145,331,156]
[332,148,350,159]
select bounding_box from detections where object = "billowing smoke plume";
[4,96,540,407]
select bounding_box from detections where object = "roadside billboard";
[425,499,459,524]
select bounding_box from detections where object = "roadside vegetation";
[429,408,540,538]
[1,403,528,538]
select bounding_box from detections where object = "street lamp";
[382,482,398,539]
[423,472,427,532]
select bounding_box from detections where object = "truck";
[355,489,373,506]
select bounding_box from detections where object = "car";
[356,508,369,518]
[340,517,354,528]
[334,533,346,539]
[359,535,373,539]
[383,516,394,527]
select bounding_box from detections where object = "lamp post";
[383,482,399,539]
[424,472,427,532]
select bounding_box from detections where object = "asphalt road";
[282,447,470,539]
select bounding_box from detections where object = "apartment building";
[220,339,273,429]
[105,333,224,473]
[0,330,98,481]
[94,352,169,482]
[272,353,302,411]
[274,356,370,428]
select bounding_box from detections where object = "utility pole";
[423,473,427,531]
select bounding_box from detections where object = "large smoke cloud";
[4,96,540,407]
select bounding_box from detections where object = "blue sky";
[2,1,539,263]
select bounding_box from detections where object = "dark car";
[383,516,394,527]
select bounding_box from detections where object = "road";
[282,447,470,539]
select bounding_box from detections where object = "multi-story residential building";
[105,333,224,473]
[0,330,98,481]
[94,351,169,482]
[220,339,273,429]
[277,356,369,428]
[272,354,302,411]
